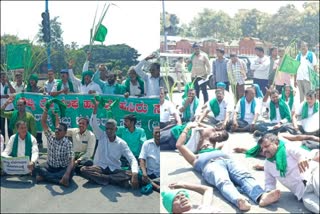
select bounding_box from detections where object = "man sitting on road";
[80,99,139,189]
[139,126,160,192]
[196,88,233,130]
[179,88,199,122]
[231,87,261,133]
[1,121,38,176]
[175,122,281,211]
[36,109,74,187]
[259,133,319,213]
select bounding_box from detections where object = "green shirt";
[116,126,147,157]
[0,110,37,137]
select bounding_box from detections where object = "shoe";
[253,130,263,137]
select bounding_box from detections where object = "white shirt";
[90,114,138,173]
[281,95,299,113]
[296,102,316,118]
[44,79,56,93]
[209,98,233,121]
[250,55,270,80]
[235,97,260,124]
[0,134,4,153]
[80,81,102,94]
[296,51,317,81]
[66,128,96,160]
[1,134,39,163]
[129,81,142,97]
[0,83,14,110]
[11,81,26,93]
[160,100,177,123]
[262,100,290,123]
[134,60,160,97]
[264,143,316,200]
[139,139,160,177]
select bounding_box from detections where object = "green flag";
[93,24,108,42]
[309,67,320,90]
[278,54,300,75]
[6,44,32,70]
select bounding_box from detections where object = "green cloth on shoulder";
[301,101,319,119]
[170,124,191,141]
[209,98,220,117]
[198,147,219,154]
[11,132,32,160]
[269,99,291,122]
[267,140,287,177]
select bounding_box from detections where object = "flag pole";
[89,3,99,53]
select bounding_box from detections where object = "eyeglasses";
[55,128,64,132]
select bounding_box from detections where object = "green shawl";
[209,98,220,117]
[10,132,32,160]
[9,110,19,131]
[301,101,319,119]
[198,147,219,154]
[182,97,199,122]
[124,77,145,95]
[267,140,287,177]
[281,86,294,110]
[56,79,74,92]
[270,99,291,122]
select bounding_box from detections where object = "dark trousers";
[160,129,177,150]
[255,122,297,135]
[231,119,250,132]
[253,78,268,95]
[35,162,74,185]
[193,77,208,103]
[80,165,131,186]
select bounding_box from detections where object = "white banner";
[1,156,30,175]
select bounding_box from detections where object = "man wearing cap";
[26,73,41,93]
[190,43,211,103]
[212,48,229,91]
[251,47,270,95]
[11,70,25,93]
[227,52,247,103]
[44,69,57,95]
[0,72,15,139]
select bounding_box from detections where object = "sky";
[164,1,308,25]
[1,1,160,59]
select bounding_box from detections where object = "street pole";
[45,0,51,70]
[162,0,168,52]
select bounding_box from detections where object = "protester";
[0,72,15,139]
[36,108,74,187]
[259,133,319,213]
[295,41,318,102]
[123,66,145,97]
[190,43,211,103]
[160,87,182,129]
[227,52,247,103]
[267,47,278,87]
[51,69,77,96]
[212,48,229,91]
[26,73,41,93]
[175,57,187,93]
[44,69,57,95]
[139,126,160,192]
[231,87,261,133]
[80,99,139,188]
[1,121,38,175]
[11,70,25,93]
[197,88,232,130]
[134,54,160,97]
[1,96,37,137]
[273,48,291,93]
[251,47,270,95]
[179,88,199,122]
[175,123,281,211]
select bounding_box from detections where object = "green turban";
[29,73,38,82]
[81,70,94,85]
[161,189,190,213]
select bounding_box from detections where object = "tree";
[160,12,181,36]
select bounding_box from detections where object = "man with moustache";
[179,88,199,122]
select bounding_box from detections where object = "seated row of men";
[160,82,319,150]
[0,96,160,192]
[160,122,319,213]
[0,53,160,98]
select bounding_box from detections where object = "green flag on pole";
[93,24,108,42]
[6,44,32,70]
[278,54,300,75]
[308,67,320,90]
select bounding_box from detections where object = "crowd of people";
[0,53,161,193]
[160,41,319,213]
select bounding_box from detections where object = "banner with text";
[14,93,160,139]
[1,156,30,175]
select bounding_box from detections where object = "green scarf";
[301,101,319,119]
[26,73,39,92]
[124,77,145,95]
[209,98,220,117]
[170,124,191,141]
[281,86,294,110]
[267,140,287,177]
[182,97,199,122]
[161,189,190,214]
[269,99,291,122]
[10,132,32,160]
[56,79,74,92]
[45,98,67,117]
[9,110,19,131]
[182,82,194,99]
[4,85,9,95]
[81,70,94,85]
[91,95,119,119]
[198,147,218,154]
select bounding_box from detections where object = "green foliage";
[160,12,181,36]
